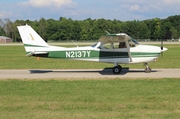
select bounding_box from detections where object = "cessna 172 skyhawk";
[17,24,167,74]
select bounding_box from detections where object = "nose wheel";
[144,63,151,73]
[113,65,122,74]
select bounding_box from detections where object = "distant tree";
[138,21,150,39]
[170,26,178,39]
[0,19,5,36]
[93,19,109,40]
[111,19,123,33]
[71,20,81,40]
[167,15,180,38]
[80,18,94,40]
[38,18,47,41]
[0,27,5,36]
[6,14,180,42]
[162,21,172,39]
[13,19,26,42]
[58,17,72,40]
[4,18,13,38]
[46,19,59,41]
[120,22,128,34]
[149,18,162,40]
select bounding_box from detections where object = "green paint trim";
[131,52,160,57]
[26,50,160,59]
[24,44,47,47]
[106,34,117,36]
[47,50,129,59]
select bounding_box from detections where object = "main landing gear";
[144,63,151,73]
[113,64,122,74]
[112,63,152,74]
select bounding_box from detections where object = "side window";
[119,42,126,48]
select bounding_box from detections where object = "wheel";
[145,67,151,73]
[113,65,122,74]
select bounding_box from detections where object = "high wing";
[98,33,131,44]
[98,33,132,62]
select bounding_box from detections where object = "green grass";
[0,44,179,118]
[0,79,180,119]
[0,44,179,69]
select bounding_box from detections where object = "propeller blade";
[161,39,163,50]
[160,39,168,52]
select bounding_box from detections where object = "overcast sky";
[0,0,180,21]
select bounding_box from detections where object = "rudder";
[17,24,49,47]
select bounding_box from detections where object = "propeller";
[160,39,168,56]
[161,39,163,50]
[161,39,163,57]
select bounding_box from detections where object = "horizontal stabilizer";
[26,51,48,57]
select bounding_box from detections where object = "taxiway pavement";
[0,68,180,79]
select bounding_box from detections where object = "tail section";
[17,24,49,52]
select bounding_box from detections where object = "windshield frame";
[131,39,139,45]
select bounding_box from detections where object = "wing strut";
[125,41,132,62]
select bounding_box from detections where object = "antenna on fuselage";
[71,40,79,47]
[105,30,110,34]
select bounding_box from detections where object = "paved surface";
[0,68,180,79]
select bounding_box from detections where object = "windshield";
[91,42,102,48]
[128,39,139,47]
[131,39,139,45]
[91,43,98,48]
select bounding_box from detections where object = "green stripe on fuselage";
[46,50,129,59]
[27,49,160,59]
[131,52,160,57]
[46,51,159,59]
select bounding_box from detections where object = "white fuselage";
[24,44,164,64]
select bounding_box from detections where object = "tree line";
[0,15,180,42]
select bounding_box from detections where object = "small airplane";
[17,24,168,74]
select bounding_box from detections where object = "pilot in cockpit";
[119,42,126,48]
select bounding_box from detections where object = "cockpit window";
[128,39,139,47]
[119,42,126,48]
[91,39,139,49]
[131,39,139,45]
[91,42,102,48]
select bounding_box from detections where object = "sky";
[0,0,180,21]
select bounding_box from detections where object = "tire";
[145,67,151,73]
[113,66,122,74]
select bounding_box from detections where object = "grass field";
[0,44,179,69]
[0,78,180,119]
[0,44,180,119]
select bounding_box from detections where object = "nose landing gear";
[144,63,151,73]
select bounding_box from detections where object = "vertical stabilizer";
[17,24,49,47]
